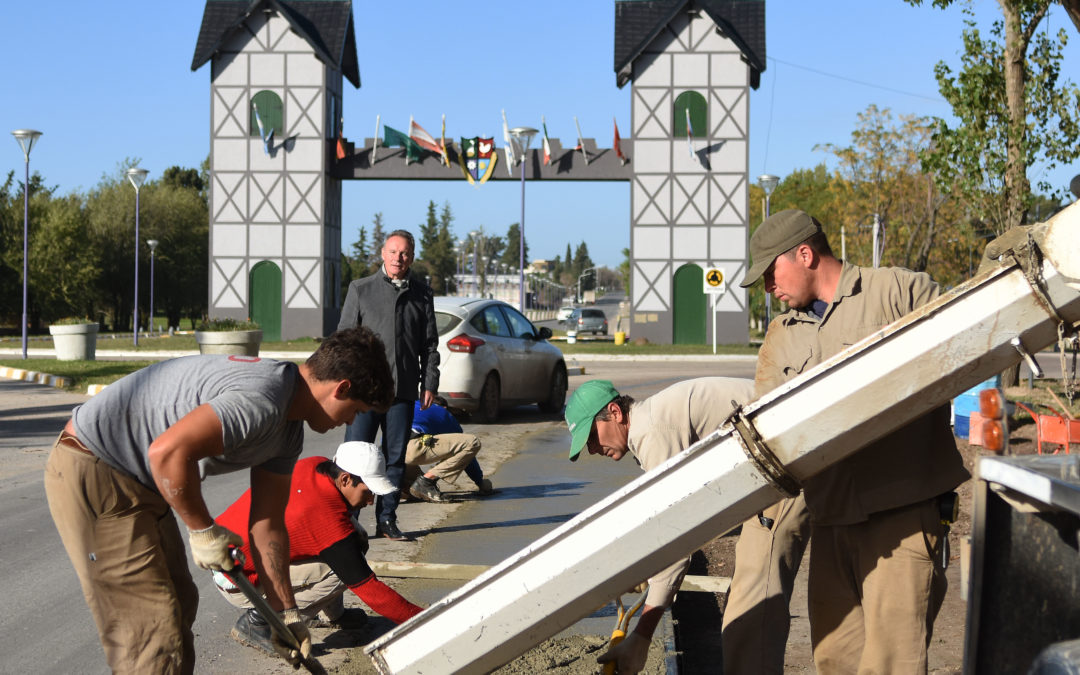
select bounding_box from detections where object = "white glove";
[271,608,313,665]
[188,523,243,570]
[597,632,650,674]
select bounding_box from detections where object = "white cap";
[333,442,396,495]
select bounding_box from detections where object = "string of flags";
[357,114,633,181]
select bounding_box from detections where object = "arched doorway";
[673,264,705,344]
[250,261,282,342]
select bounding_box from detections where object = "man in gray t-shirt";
[44,327,393,674]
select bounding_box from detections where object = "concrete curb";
[0,366,71,389]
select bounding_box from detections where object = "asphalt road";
[0,356,755,674]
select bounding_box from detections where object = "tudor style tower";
[192,0,359,340]
[615,1,764,344]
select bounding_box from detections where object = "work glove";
[271,608,313,666]
[188,523,243,570]
[420,434,436,448]
[597,632,649,674]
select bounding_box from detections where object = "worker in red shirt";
[214,441,424,656]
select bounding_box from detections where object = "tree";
[906,0,1080,233]
[369,213,387,272]
[618,248,631,294]
[499,222,528,269]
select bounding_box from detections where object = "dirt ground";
[672,394,1060,675]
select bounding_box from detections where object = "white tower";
[192,0,359,340]
[616,0,764,344]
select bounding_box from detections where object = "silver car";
[564,307,608,335]
[434,297,568,422]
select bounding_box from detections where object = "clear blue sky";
[3,1,1077,269]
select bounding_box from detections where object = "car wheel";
[538,364,568,413]
[476,373,500,423]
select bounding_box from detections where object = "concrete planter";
[49,323,98,361]
[195,329,262,356]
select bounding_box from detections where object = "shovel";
[220,548,328,675]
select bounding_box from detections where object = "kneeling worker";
[214,441,425,655]
[563,377,755,675]
[404,398,493,503]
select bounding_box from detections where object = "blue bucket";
[954,414,970,439]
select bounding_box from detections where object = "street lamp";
[126,167,149,346]
[510,126,538,311]
[758,173,780,327]
[147,239,159,336]
[11,129,42,360]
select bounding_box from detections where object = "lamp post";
[126,167,149,346]
[11,129,42,360]
[510,126,538,311]
[758,173,780,327]
[147,239,159,336]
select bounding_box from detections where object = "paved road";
[0,356,755,674]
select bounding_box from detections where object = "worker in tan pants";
[721,494,810,674]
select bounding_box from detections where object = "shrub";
[52,317,96,325]
[196,317,260,331]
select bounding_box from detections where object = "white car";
[556,305,577,322]
[434,297,568,422]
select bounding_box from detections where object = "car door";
[469,305,522,401]
[498,304,549,402]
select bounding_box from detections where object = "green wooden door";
[673,264,706,344]
[250,261,282,342]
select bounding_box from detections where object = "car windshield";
[582,310,604,318]
[435,312,462,336]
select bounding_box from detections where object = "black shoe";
[376,519,413,541]
[408,476,447,503]
[307,607,369,630]
[230,609,275,656]
[475,478,495,495]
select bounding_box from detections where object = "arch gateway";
[192,0,765,343]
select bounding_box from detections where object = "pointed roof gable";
[191,0,360,88]
[614,0,765,89]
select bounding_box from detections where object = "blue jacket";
[411,402,462,435]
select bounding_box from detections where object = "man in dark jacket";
[338,229,439,541]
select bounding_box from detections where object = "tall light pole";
[758,173,780,327]
[510,126,538,311]
[11,129,42,360]
[126,167,149,346]
[147,239,159,336]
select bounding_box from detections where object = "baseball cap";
[739,209,823,287]
[565,380,620,461]
[333,441,396,495]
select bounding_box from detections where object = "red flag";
[336,136,346,160]
[613,117,626,165]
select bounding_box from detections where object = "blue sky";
[3,1,1078,269]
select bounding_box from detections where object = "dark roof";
[191,0,360,88]
[614,0,765,89]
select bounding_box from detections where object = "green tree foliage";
[618,247,631,294]
[906,0,1080,233]
[499,222,528,270]
[0,171,55,330]
[31,192,100,321]
[369,212,387,272]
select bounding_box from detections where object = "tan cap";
[740,209,823,287]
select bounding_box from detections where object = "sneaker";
[408,476,447,503]
[230,609,275,656]
[307,607,369,630]
[375,519,413,541]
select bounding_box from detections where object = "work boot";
[376,519,413,541]
[408,475,447,503]
[230,609,275,656]
[475,478,495,495]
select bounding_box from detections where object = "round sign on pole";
[703,267,726,294]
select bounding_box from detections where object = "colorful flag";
[458,137,498,185]
[372,114,380,163]
[502,109,517,176]
[253,102,274,156]
[541,115,552,166]
[685,108,695,158]
[409,116,445,156]
[613,117,626,165]
[336,136,346,160]
[574,116,589,165]
[384,125,423,164]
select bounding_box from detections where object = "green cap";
[739,209,823,288]
[564,380,619,461]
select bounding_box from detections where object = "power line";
[769,56,947,104]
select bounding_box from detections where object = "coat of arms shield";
[458,137,498,185]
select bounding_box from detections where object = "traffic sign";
[703,267,726,294]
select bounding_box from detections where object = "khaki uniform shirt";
[626,377,756,608]
[756,262,969,526]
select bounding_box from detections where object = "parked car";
[434,297,568,423]
[556,305,577,323]
[563,307,608,335]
